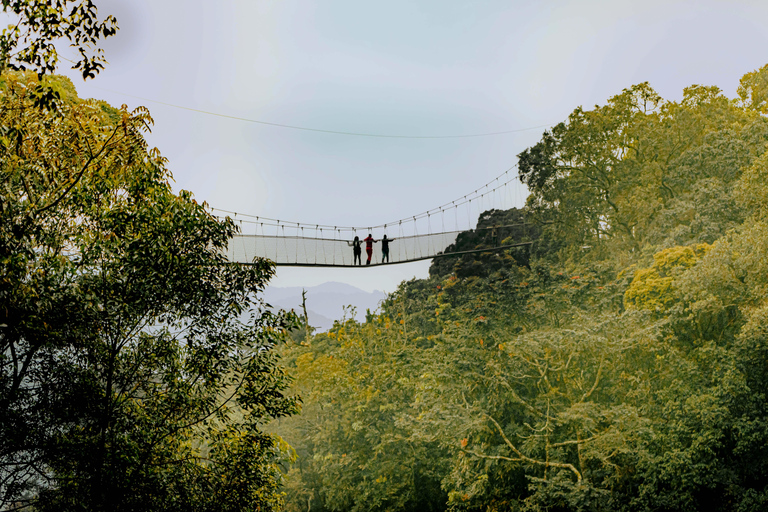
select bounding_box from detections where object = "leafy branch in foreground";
[1,71,296,512]
[1,0,118,79]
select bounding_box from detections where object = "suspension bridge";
[212,167,533,267]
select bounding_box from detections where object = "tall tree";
[1,71,297,511]
[517,83,663,249]
[518,81,768,255]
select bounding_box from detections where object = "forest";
[274,65,768,512]
[3,2,768,511]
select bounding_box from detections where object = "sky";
[41,0,768,292]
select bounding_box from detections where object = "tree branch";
[483,413,582,482]
[34,120,121,216]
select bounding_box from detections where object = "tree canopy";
[0,71,298,512]
[273,64,768,512]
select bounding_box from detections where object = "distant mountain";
[304,309,335,331]
[262,282,387,331]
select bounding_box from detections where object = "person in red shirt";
[363,233,377,265]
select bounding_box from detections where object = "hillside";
[273,64,768,512]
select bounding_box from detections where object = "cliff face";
[429,207,542,279]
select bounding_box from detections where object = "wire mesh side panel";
[226,231,462,265]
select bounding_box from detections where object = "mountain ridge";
[263,282,387,331]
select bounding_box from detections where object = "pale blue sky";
[47,0,768,292]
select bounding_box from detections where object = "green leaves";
[624,244,711,313]
[738,63,768,114]
[517,74,768,258]
[1,0,118,79]
[1,72,296,511]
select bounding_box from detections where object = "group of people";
[348,234,395,265]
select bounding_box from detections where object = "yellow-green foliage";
[735,150,768,218]
[738,62,768,114]
[624,244,711,311]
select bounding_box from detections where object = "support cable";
[84,85,554,139]
[401,220,406,261]
[238,219,246,261]
[427,213,432,257]
[209,164,519,231]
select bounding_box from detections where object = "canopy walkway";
[214,168,532,267]
[226,227,533,267]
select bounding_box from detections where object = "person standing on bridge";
[381,235,395,263]
[348,236,362,265]
[363,233,377,265]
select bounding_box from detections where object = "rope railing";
[213,165,530,266]
[226,223,532,266]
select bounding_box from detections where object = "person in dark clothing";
[363,233,377,265]
[348,236,362,265]
[381,235,395,263]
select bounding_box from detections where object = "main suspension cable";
[209,164,521,232]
